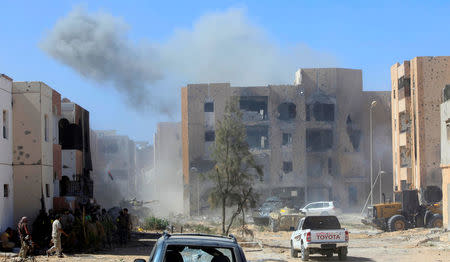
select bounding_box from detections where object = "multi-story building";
[182,68,392,215]
[135,141,154,197]
[391,57,450,199]
[441,84,450,229]
[12,81,56,222]
[92,130,137,207]
[54,98,93,210]
[152,122,183,215]
[0,74,13,231]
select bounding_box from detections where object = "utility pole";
[370,100,377,206]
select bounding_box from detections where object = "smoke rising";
[40,7,167,113]
[41,7,337,115]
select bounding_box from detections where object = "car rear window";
[302,216,341,230]
[165,245,235,262]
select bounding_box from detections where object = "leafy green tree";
[207,97,263,235]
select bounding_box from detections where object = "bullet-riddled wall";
[392,57,450,197]
[12,81,54,222]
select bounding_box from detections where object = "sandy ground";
[2,214,449,262]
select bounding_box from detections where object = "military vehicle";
[252,197,284,225]
[362,187,443,231]
[118,198,158,219]
[269,207,304,232]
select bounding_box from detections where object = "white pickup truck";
[290,216,348,261]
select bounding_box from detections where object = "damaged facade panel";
[392,57,450,196]
[182,68,392,214]
[12,81,55,222]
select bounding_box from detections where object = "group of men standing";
[10,207,132,259]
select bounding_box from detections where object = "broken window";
[44,114,49,142]
[400,146,411,167]
[283,161,293,173]
[240,96,268,120]
[306,129,333,152]
[3,184,8,197]
[306,105,311,121]
[45,184,50,198]
[2,110,7,139]
[277,103,296,120]
[282,133,292,146]
[312,102,334,121]
[399,112,410,132]
[204,102,214,112]
[205,131,215,142]
[246,125,269,149]
[346,115,362,151]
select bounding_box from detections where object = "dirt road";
[3,215,449,262]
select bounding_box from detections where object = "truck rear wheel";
[290,241,298,258]
[338,247,347,260]
[388,215,407,231]
[427,214,443,228]
[301,245,309,261]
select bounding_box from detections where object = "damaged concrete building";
[150,122,183,215]
[391,57,450,199]
[53,99,94,210]
[0,74,13,231]
[91,130,137,208]
[12,81,58,222]
[182,68,392,215]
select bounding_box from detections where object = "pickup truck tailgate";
[311,230,346,242]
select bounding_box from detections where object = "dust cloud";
[40,7,337,115]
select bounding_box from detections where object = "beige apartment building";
[12,81,55,222]
[441,85,450,228]
[391,57,450,199]
[182,68,392,215]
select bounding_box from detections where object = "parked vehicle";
[290,216,348,261]
[252,196,284,225]
[362,187,443,231]
[269,207,304,232]
[134,233,247,262]
[299,201,341,216]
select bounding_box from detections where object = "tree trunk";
[242,208,245,228]
[222,197,226,235]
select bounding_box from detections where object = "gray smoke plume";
[41,7,337,114]
[40,7,168,113]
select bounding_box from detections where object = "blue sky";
[1,0,450,142]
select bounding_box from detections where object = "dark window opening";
[306,105,311,121]
[4,184,9,197]
[240,96,268,120]
[246,125,269,149]
[277,103,296,120]
[446,119,450,141]
[205,131,215,142]
[306,129,333,152]
[283,161,293,173]
[282,133,292,145]
[45,184,50,198]
[2,110,7,139]
[348,185,357,205]
[312,102,334,121]
[393,90,396,99]
[328,158,332,175]
[444,85,450,102]
[59,118,83,150]
[204,102,214,112]
[307,157,323,177]
[346,115,362,151]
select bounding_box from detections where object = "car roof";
[160,233,238,247]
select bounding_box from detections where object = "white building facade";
[0,74,13,231]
